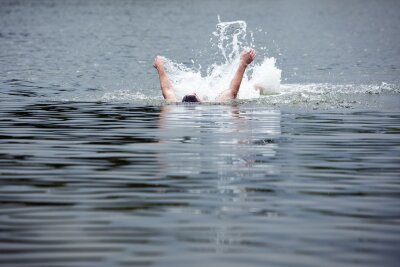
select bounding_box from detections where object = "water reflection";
[157,104,281,172]
[155,104,282,252]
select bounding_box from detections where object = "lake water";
[0,0,399,267]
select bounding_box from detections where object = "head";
[182,94,201,103]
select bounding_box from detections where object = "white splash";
[252,57,281,95]
[163,20,282,101]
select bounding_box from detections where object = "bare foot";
[240,48,256,66]
[153,56,165,70]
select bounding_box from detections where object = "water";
[1,0,400,266]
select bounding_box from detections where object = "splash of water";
[163,20,282,101]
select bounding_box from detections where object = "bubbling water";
[163,20,282,101]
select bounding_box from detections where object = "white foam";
[99,90,150,102]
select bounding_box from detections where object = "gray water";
[1,0,400,266]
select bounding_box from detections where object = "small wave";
[99,90,153,102]
[281,82,400,95]
[52,89,163,105]
[254,82,400,109]
[51,82,399,111]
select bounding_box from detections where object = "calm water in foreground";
[1,0,400,266]
[1,102,399,267]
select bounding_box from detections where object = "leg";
[153,56,177,102]
[216,48,256,102]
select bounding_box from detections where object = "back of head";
[182,94,200,103]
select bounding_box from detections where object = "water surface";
[0,0,400,266]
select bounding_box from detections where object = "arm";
[153,56,177,102]
[216,48,256,101]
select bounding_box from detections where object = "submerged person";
[153,48,256,103]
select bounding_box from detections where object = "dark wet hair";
[182,94,200,103]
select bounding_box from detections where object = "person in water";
[153,48,256,102]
